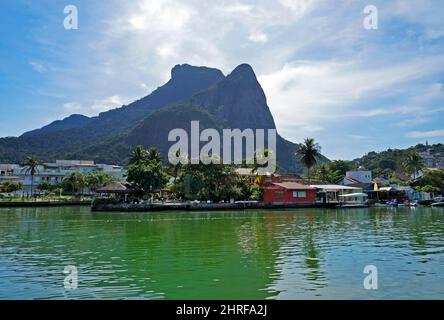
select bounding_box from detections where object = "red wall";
[263,187,316,204]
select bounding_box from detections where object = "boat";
[337,193,369,208]
[398,200,418,207]
[386,200,399,207]
[336,203,369,208]
[431,196,444,207]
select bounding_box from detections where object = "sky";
[0,0,444,160]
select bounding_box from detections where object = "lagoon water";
[0,206,443,299]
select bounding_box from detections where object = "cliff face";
[191,64,276,130]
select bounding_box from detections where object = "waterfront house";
[309,184,363,204]
[263,182,315,205]
[235,168,304,187]
[366,183,413,202]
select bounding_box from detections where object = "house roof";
[342,176,362,184]
[96,182,135,194]
[235,168,273,176]
[310,184,362,192]
[271,182,315,190]
[235,168,255,176]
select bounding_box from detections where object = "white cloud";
[222,3,254,14]
[389,0,444,40]
[248,32,268,43]
[396,117,432,127]
[127,0,194,32]
[29,61,46,73]
[91,95,124,113]
[63,102,82,111]
[407,129,444,138]
[258,55,444,138]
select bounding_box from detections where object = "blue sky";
[0,0,444,160]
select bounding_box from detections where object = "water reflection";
[0,206,443,299]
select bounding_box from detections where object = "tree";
[21,156,44,196]
[418,185,440,193]
[296,138,321,183]
[402,151,425,178]
[411,169,444,194]
[128,145,148,165]
[38,180,53,195]
[85,172,115,193]
[62,172,86,196]
[126,146,169,195]
[172,158,242,202]
[147,147,162,162]
[0,181,23,194]
[167,149,185,179]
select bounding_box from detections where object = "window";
[293,191,307,198]
[274,191,285,199]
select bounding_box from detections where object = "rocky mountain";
[22,114,92,137]
[0,64,224,162]
[0,63,327,172]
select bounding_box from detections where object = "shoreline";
[0,200,92,207]
[91,202,340,212]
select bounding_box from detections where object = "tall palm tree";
[129,145,147,165]
[297,138,321,184]
[147,147,162,163]
[63,172,85,196]
[21,156,44,197]
[402,150,425,179]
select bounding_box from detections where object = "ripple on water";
[0,206,443,299]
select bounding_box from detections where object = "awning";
[338,193,368,197]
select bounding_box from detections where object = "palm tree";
[128,145,147,165]
[147,147,162,162]
[402,150,425,179]
[63,172,86,196]
[21,156,44,197]
[297,138,321,184]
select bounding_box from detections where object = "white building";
[419,149,444,169]
[0,164,21,186]
[339,171,372,186]
[0,160,124,194]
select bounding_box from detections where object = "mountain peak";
[229,63,256,79]
[171,64,224,81]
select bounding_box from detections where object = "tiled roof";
[271,182,315,190]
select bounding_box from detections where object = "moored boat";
[431,197,444,207]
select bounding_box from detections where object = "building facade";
[1,160,124,194]
[263,182,316,205]
[419,149,444,168]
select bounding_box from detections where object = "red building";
[263,182,316,205]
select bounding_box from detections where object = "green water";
[0,206,443,299]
